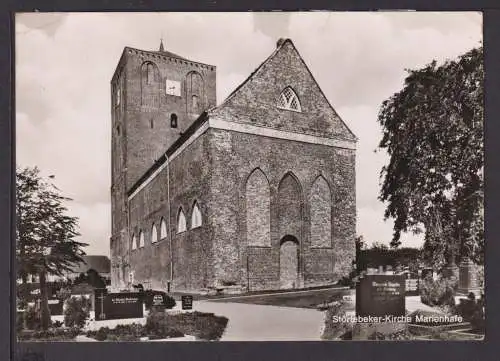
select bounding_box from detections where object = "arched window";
[310,176,332,248]
[139,231,145,248]
[131,234,137,250]
[141,62,160,107]
[116,86,121,106]
[177,209,187,233]
[160,218,167,239]
[151,224,158,244]
[186,71,204,115]
[170,113,178,128]
[277,87,301,112]
[191,202,202,229]
[246,169,271,247]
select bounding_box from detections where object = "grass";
[207,286,353,309]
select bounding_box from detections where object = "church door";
[279,236,299,289]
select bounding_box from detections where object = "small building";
[65,255,111,282]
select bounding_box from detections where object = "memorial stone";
[95,290,143,320]
[181,295,193,310]
[356,274,405,317]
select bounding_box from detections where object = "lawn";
[206,286,353,309]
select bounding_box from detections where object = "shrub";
[23,305,45,330]
[368,329,412,340]
[145,310,227,340]
[64,296,90,329]
[455,293,485,333]
[338,269,358,288]
[16,311,24,332]
[95,327,110,341]
[52,320,64,328]
[87,324,148,341]
[420,277,456,307]
[321,301,352,340]
[145,310,185,339]
[17,327,80,341]
[143,291,176,310]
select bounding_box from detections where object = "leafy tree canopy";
[17,166,88,279]
[378,47,483,268]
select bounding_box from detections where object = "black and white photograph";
[15,11,484,342]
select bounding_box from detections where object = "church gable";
[211,39,356,141]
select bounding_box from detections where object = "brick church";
[110,38,356,293]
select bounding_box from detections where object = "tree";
[378,46,483,270]
[16,167,87,329]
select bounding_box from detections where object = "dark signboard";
[356,275,405,318]
[95,290,143,320]
[48,299,63,316]
[181,295,193,310]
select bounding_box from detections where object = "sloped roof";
[70,255,111,274]
[210,38,357,142]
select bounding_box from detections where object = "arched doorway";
[279,235,299,289]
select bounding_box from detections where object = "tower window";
[116,87,121,106]
[150,118,154,129]
[277,87,302,112]
[146,63,155,85]
[170,114,178,128]
[116,125,121,135]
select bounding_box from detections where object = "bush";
[52,320,64,328]
[420,277,456,307]
[23,306,44,330]
[455,293,485,333]
[18,327,80,341]
[146,310,227,340]
[87,324,147,342]
[368,329,412,340]
[143,291,176,310]
[95,327,110,341]
[145,310,185,339]
[321,301,352,340]
[16,311,24,332]
[64,296,90,329]
[338,269,358,288]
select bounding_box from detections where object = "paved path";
[195,301,325,341]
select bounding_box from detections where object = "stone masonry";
[110,38,356,293]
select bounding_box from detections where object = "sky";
[15,12,483,256]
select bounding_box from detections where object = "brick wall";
[118,47,216,191]
[207,127,356,291]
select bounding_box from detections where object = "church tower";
[110,42,216,287]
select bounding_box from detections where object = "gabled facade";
[110,38,356,293]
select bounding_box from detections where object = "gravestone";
[353,274,407,340]
[356,274,405,317]
[458,258,481,297]
[95,290,143,320]
[181,295,193,310]
[144,290,171,312]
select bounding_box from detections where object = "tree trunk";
[39,269,51,330]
